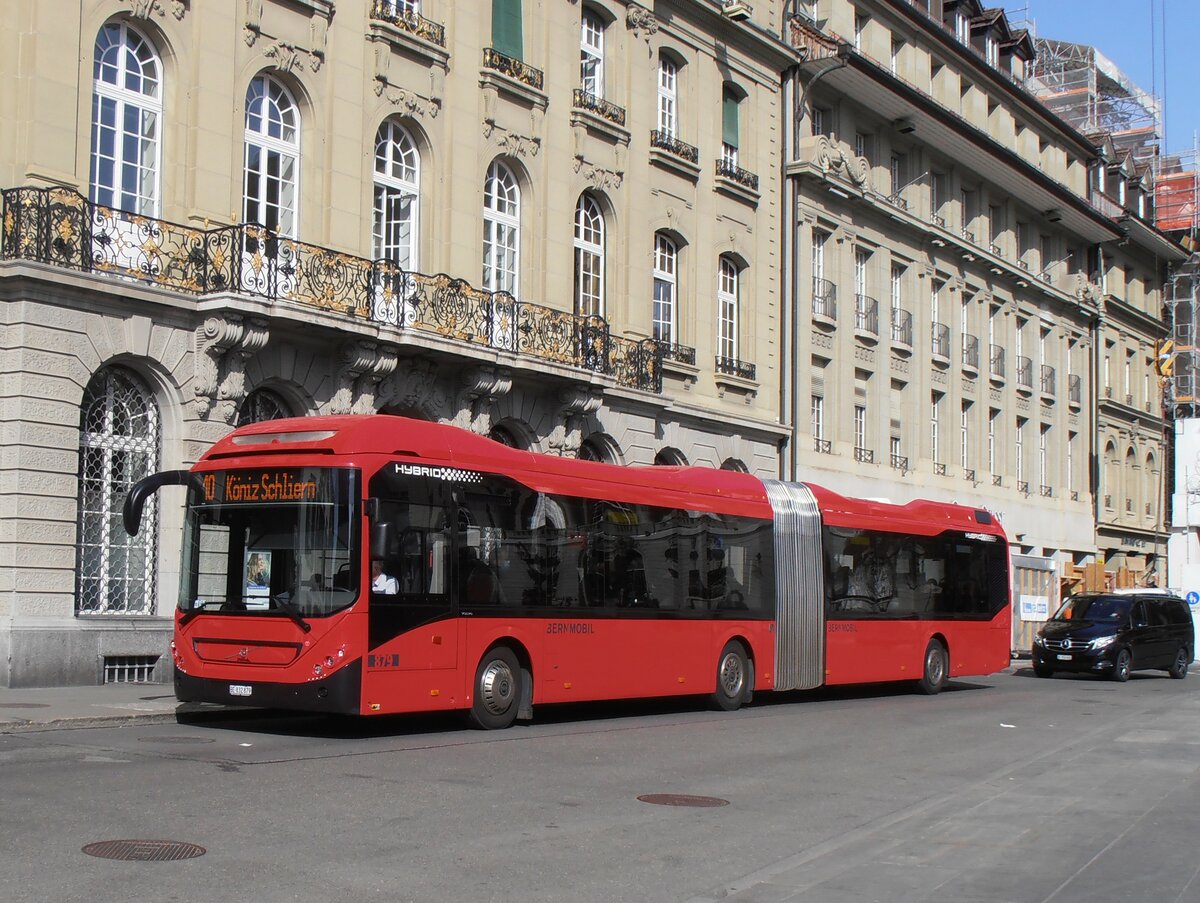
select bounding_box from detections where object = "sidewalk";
[0,683,233,734]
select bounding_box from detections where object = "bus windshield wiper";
[271,593,312,633]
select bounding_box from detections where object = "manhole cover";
[637,794,729,808]
[0,703,50,709]
[82,840,206,862]
[136,736,215,744]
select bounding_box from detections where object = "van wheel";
[712,641,749,711]
[1111,648,1132,683]
[916,640,948,695]
[1033,662,1054,678]
[1168,647,1190,680]
[468,647,521,730]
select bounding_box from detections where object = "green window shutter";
[492,0,523,60]
[722,91,739,148]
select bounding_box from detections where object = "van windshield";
[1052,594,1130,622]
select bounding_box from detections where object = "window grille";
[104,655,161,684]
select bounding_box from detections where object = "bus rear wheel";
[712,641,750,711]
[468,647,521,730]
[916,639,948,695]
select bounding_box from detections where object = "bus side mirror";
[370,521,395,560]
[123,470,203,535]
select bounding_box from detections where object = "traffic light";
[1155,339,1175,377]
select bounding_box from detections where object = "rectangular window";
[811,395,824,440]
[580,12,604,98]
[657,57,677,137]
[854,404,866,451]
[988,408,999,475]
[722,89,739,166]
[492,0,524,60]
[1015,417,1026,482]
[960,401,971,469]
[931,392,942,463]
[890,264,903,312]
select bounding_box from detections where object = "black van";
[1032,591,1195,682]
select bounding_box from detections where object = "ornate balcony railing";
[814,438,832,454]
[963,468,976,482]
[962,333,979,370]
[812,277,837,320]
[931,322,950,359]
[935,463,947,476]
[891,308,913,346]
[891,454,908,472]
[1068,373,1082,405]
[888,193,909,211]
[370,0,446,46]
[1,186,663,391]
[854,446,874,464]
[572,90,626,126]
[715,159,759,191]
[990,241,1003,257]
[931,213,945,228]
[1040,364,1056,397]
[483,48,544,90]
[992,474,1003,487]
[716,356,756,380]
[650,130,699,164]
[1071,490,1079,501]
[990,344,1006,380]
[1040,485,1053,498]
[1104,493,1112,508]
[1016,355,1033,390]
[854,294,878,336]
[1018,480,1030,495]
[658,341,697,366]
[961,228,976,243]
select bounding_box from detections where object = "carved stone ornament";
[482,119,541,157]
[804,135,871,190]
[193,314,270,422]
[453,365,513,435]
[626,5,660,40]
[123,0,189,20]
[263,41,322,74]
[574,157,624,191]
[378,358,446,420]
[374,79,440,118]
[546,386,604,457]
[324,341,400,416]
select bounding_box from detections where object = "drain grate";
[637,793,729,808]
[82,840,206,862]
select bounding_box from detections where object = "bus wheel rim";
[927,647,945,685]
[480,660,516,715]
[720,652,744,697]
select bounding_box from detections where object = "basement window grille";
[103,655,160,684]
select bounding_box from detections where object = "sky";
[1003,0,1199,155]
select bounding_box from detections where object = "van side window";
[1146,600,1171,628]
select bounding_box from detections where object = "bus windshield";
[178,467,360,619]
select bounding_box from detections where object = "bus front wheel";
[712,641,750,711]
[916,639,948,695]
[468,647,522,730]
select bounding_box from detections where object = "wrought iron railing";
[888,193,909,211]
[931,213,945,227]
[961,228,975,243]
[572,90,626,126]
[992,474,1003,487]
[891,454,908,472]
[963,468,976,482]
[931,322,950,359]
[990,241,1003,257]
[483,48,544,90]
[814,438,832,454]
[854,295,878,335]
[812,277,837,320]
[715,159,759,191]
[962,333,979,370]
[1040,364,1056,396]
[0,186,663,391]
[650,130,699,164]
[990,344,1006,380]
[1068,373,1081,405]
[658,341,697,366]
[370,0,446,46]
[854,446,874,464]
[1018,480,1030,495]
[715,356,757,380]
[1016,355,1033,390]
[1040,485,1053,498]
[1104,493,1112,508]
[1071,490,1079,501]
[891,308,912,346]
[935,462,947,476]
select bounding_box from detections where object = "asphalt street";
[2,666,1198,903]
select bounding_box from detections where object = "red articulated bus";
[124,414,1011,729]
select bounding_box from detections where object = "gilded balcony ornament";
[482,48,544,91]
[369,1,446,47]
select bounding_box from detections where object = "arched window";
[76,367,160,615]
[717,256,740,363]
[489,424,520,448]
[580,8,605,98]
[1103,441,1118,509]
[236,388,291,426]
[652,232,678,344]
[579,435,617,464]
[373,119,420,271]
[1145,452,1158,519]
[654,448,688,466]
[574,194,605,317]
[483,160,520,296]
[243,74,299,236]
[720,458,750,473]
[90,21,162,216]
[1124,448,1137,514]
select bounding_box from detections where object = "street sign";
[1186,591,1199,608]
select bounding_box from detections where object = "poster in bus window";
[245,550,271,609]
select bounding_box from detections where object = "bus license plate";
[1056,654,1072,661]
[229,684,253,697]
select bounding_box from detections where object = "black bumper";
[175,658,362,714]
[1033,646,1114,674]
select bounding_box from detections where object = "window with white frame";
[931,391,942,463]
[580,9,604,98]
[960,400,971,469]
[243,74,299,236]
[1067,430,1076,491]
[854,248,868,298]
[483,159,520,296]
[573,193,605,317]
[812,230,827,282]
[891,263,903,313]
[1040,423,1050,488]
[721,85,740,166]
[717,257,739,362]
[372,119,420,271]
[854,404,867,451]
[657,55,678,138]
[854,13,867,51]
[90,22,162,216]
[988,408,999,475]
[1016,417,1026,482]
[652,232,678,344]
[811,395,824,440]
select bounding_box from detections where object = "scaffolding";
[1028,38,1162,170]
